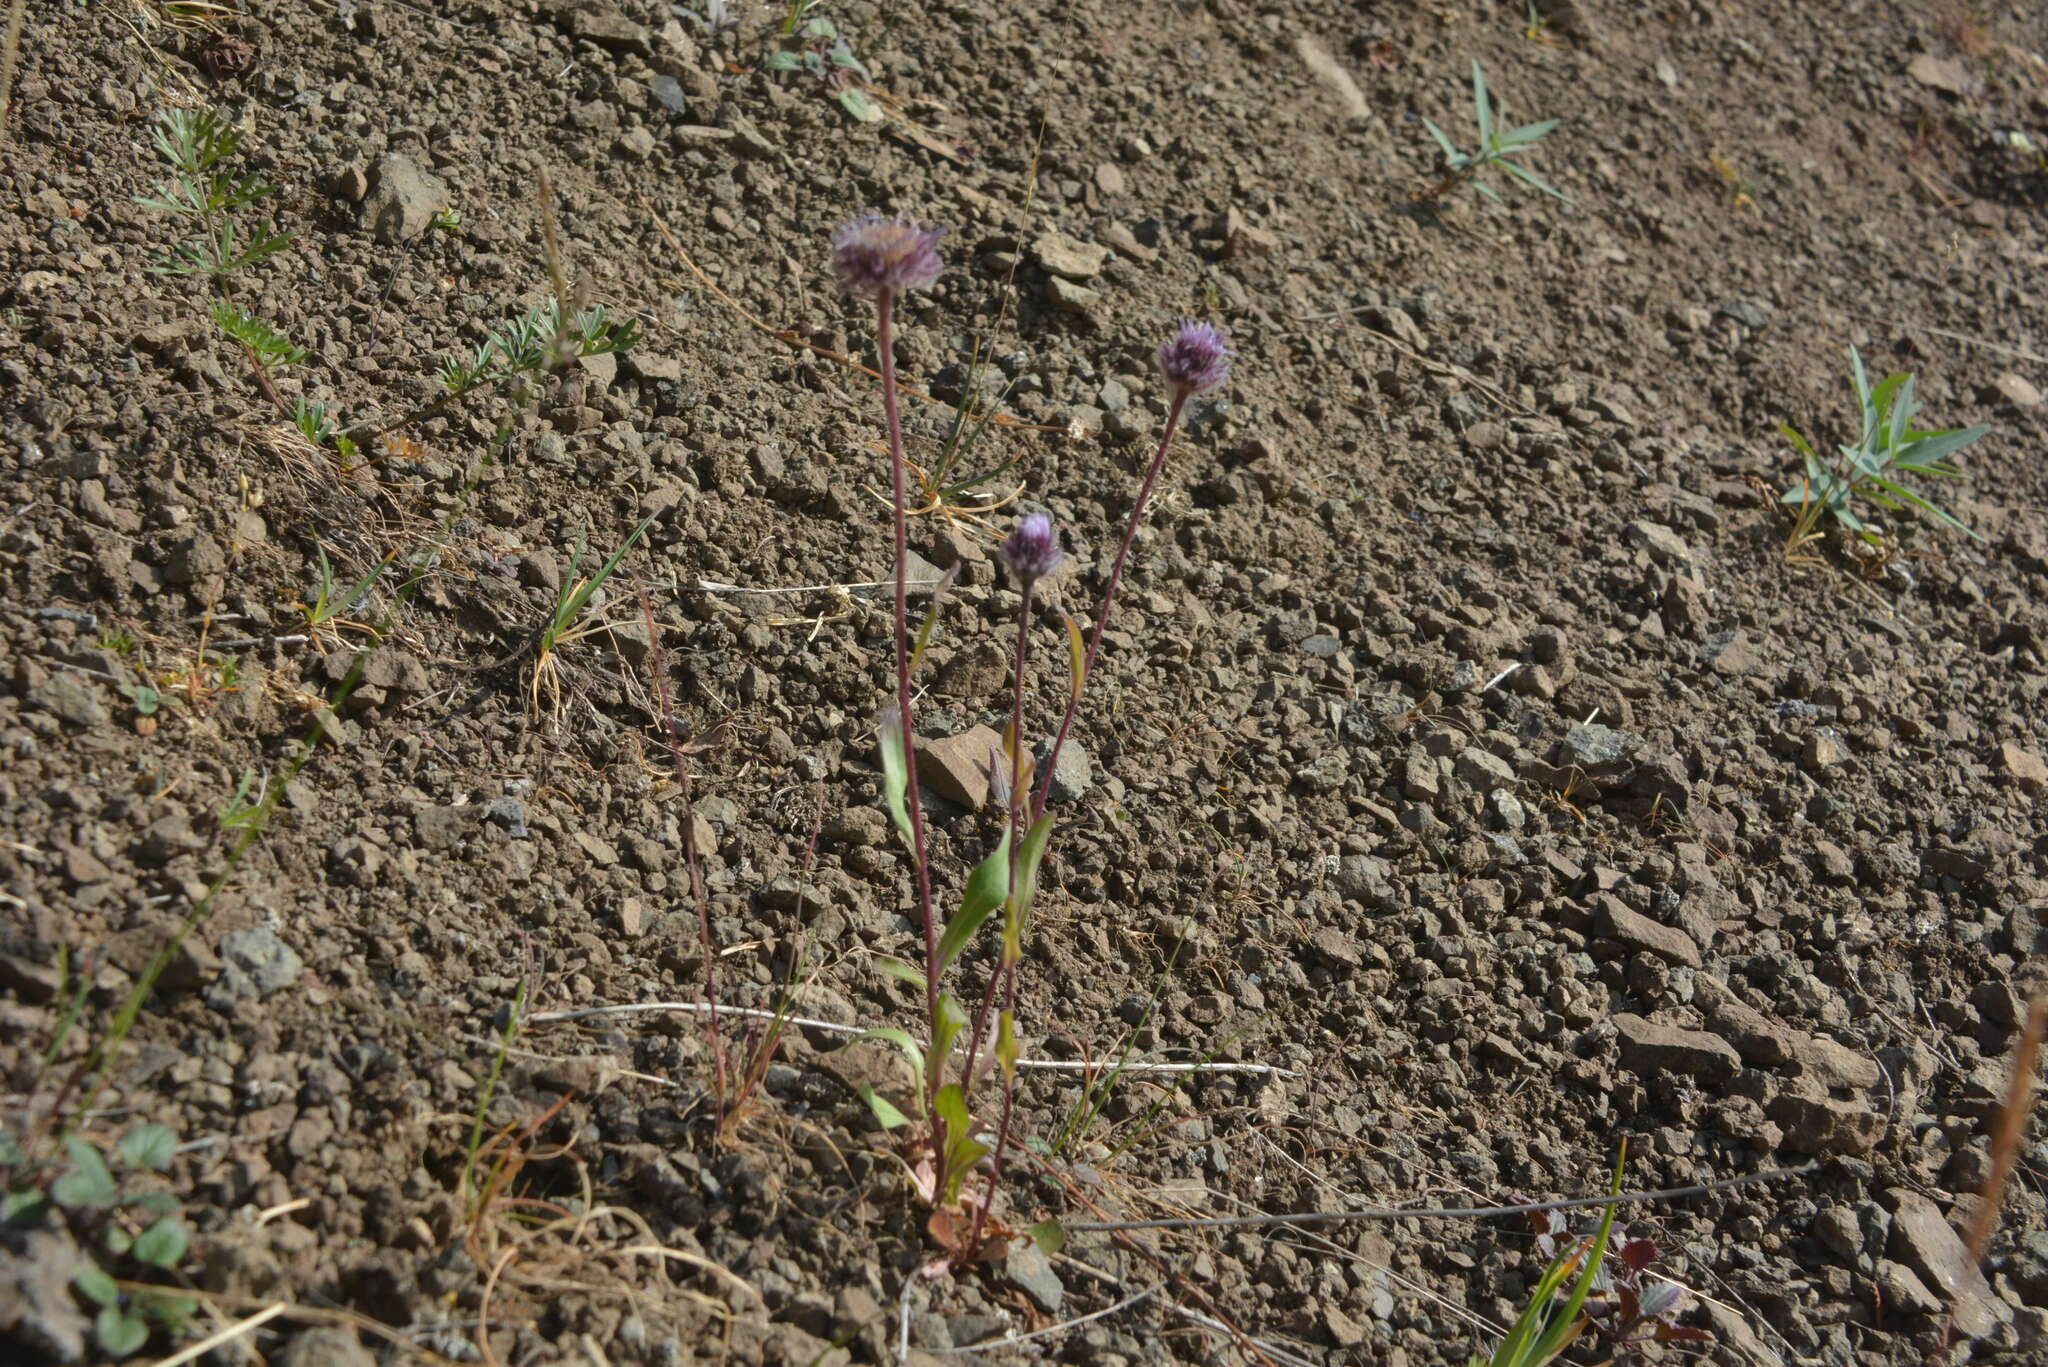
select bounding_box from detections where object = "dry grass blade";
[1964,990,2047,1265]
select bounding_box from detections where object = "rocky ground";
[3,0,2048,1364]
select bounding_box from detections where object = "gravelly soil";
[3,1,2048,1364]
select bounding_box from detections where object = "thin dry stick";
[520,1001,1294,1075]
[634,580,728,1107]
[151,1303,289,1367]
[1964,991,2047,1265]
[1064,1162,1819,1233]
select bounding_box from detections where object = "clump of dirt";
[3,1,2047,1364]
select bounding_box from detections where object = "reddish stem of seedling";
[877,288,942,1078]
[1032,389,1190,823]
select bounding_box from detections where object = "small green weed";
[1781,345,1989,555]
[136,108,292,279]
[295,545,391,644]
[529,513,657,717]
[763,12,877,122]
[2,1123,198,1360]
[1419,61,1572,205]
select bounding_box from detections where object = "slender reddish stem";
[1032,389,1189,822]
[877,289,942,1074]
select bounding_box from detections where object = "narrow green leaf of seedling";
[53,1139,116,1209]
[1421,116,1461,163]
[872,955,927,993]
[876,710,915,851]
[937,842,1011,970]
[132,1217,188,1269]
[856,1084,909,1129]
[907,564,958,677]
[930,993,969,1084]
[995,1010,1018,1083]
[117,1124,177,1173]
[933,1083,990,1206]
[1471,60,1493,144]
[1061,611,1087,695]
[763,51,801,70]
[1029,1220,1065,1255]
[105,1226,133,1258]
[1006,815,1056,955]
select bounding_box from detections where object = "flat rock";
[213,927,304,1004]
[1886,1187,2010,1337]
[1001,1241,1064,1314]
[1988,372,2040,407]
[1612,1012,1738,1081]
[1697,976,1797,1066]
[917,725,1009,809]
[1594,895,1701,967]
[1562,721,1642,768]
[1768,1092,1883,1155]
[361,154,450,244]
[1907,53,1971,97]
[2001,742,2048,794]
[27,672,105,728]
[1031,228,1109,280]
[1628,519,1694,566]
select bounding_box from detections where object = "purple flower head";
[999,513,1063,587]
[830,213,946,298]
[1156,319,1233,398]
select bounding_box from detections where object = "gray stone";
[1331,854,1393,905]
[416,803,477,850]
[278,1327,379,1367]
[214,927,304,1004]
[1043,275,1101,316]
[1045,740,1092,804]
[1886,1187,2010,1337]
[1454,749,1515,789]
[0,1227,89,1362]
[1002,1241,1064,1314]
[27,673,105,728]
[1628,520,1695,566]
[1718,299,1771,329]
[1562,722,1642,767]
[361,154,450,244]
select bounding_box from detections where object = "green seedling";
[296,546,391,645]
[529,513,657,717]
[1468,1149,1623,1367]
[1419,61,1572,205]
[291,398,363,469]
[362,297,643,444]
[135,108,291,278]
[1781,345,1988,555]
[2,1124,197,1360]
[213,301,305,368]
[763,14,877,121]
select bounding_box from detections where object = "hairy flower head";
[830,213,946,298]
[1155,319,1233,398]
[999,513,1063,587]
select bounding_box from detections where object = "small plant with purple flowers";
[826,211,1231,1267]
